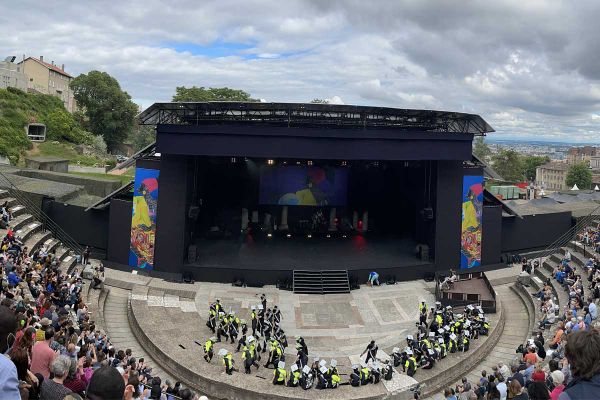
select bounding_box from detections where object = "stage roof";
[138,102,494,135]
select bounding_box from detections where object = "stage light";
[326,234,331,238]
[296,161,301,165]
[307,234,312,238]
[267,233,272,238]
[342,235,347,238]
[230,157,237,163]
[286,233,292,238]
[341,161,347,166]
[267,159,274,165]
[307,160,313,166]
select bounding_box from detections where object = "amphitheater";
[1,186,597,399]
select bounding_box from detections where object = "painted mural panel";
[129,168,159,269]
[460,175,483,269]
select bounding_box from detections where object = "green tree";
[491,149,524,182]
[70,71,138,152]
[473,137,492,160]
[566,162,593,189]
[520,155,550,181]
[129,123,156,152]
[172,86,258,102]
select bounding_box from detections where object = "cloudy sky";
[2,0,600,143]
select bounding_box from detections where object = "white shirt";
[497,381,507,400]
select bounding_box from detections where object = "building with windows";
[566,146,597,165]
[536,161,569,191]
[19,56,76,112]
[0,57,27,91]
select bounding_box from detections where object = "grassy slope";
[0,87,90,163]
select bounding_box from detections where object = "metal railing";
[0,169,84,259]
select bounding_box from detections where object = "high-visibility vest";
[222,354,232,367]
[274,368,287,382]
[331,373,341,384]
[292,370,301,384]
[436,314,443,325]
[422,339,431,349]
[242,347,251,361]
[251,311,257,320]
[419,303,427,313]
[405,357,416,370]
[360,367,370,380]
[204,340,213,353]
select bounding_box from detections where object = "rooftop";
[20,57,73,78]
[539,161,569,171]
[139,102,494,135]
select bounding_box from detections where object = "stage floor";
[187,235,429,270]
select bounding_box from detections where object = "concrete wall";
[0,61,27,91]
[16,169,122,197]
[25,158,69,173]
[68,165,107,174]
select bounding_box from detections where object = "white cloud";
[1,0,600,142]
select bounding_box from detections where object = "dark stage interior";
[185,157,436,271]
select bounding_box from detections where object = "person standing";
[0,306,20,399]
[361,340,378,363]
[30,327,57,379]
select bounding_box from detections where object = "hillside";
[0,87,90,163]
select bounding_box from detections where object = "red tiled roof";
[22,57,73,78]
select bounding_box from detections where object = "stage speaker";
[182,271,194,284]
[188,206,200,220]
[187,245,197,263]
[422,207,434,221]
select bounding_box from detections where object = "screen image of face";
[259,166,348,206]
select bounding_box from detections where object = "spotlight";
[267,233,272,238]
[326,234,331,238]
[267,159,274,165]
[296,161,301,165]
[307,160,313,166]
[342,235,347,238]
[230,157,237,163]
[307,234,312,238]
[286,233,291,238]
[341,161,347,166]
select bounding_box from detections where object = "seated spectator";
[39,355,72,400]
[549,371,565,400]
[559,330,600,399]
[527,381,550,400]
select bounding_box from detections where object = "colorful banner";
[129,167,159,269]
[460,175,483,269]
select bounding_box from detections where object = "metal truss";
[138,102,494,135]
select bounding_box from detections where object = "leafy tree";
[566,162,592,189]
[172,86,258,102]
[490,149,524,182]
[520,155,550,181]
[310,98,329,104]
[70,71,138,152]
[473,137,492,160]
[130,123,156,152]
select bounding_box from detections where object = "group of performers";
[390,301,490,377]
[201,295,490,389]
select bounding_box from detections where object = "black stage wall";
[106,198,132,265]
[482,205,503,265]
[153,155,191,274]
[156,124,474,161]
[501,212,573,253]
[42,200,109,252]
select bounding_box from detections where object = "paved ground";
[193,280,436,358]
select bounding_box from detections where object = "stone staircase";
[0,189,78,273]
[293,269,350,294]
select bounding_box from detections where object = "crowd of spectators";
[443,225,600,400]
[0,226,206,400]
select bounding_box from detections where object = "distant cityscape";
[485,138,598,161]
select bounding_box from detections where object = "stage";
[186,235,429,271]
